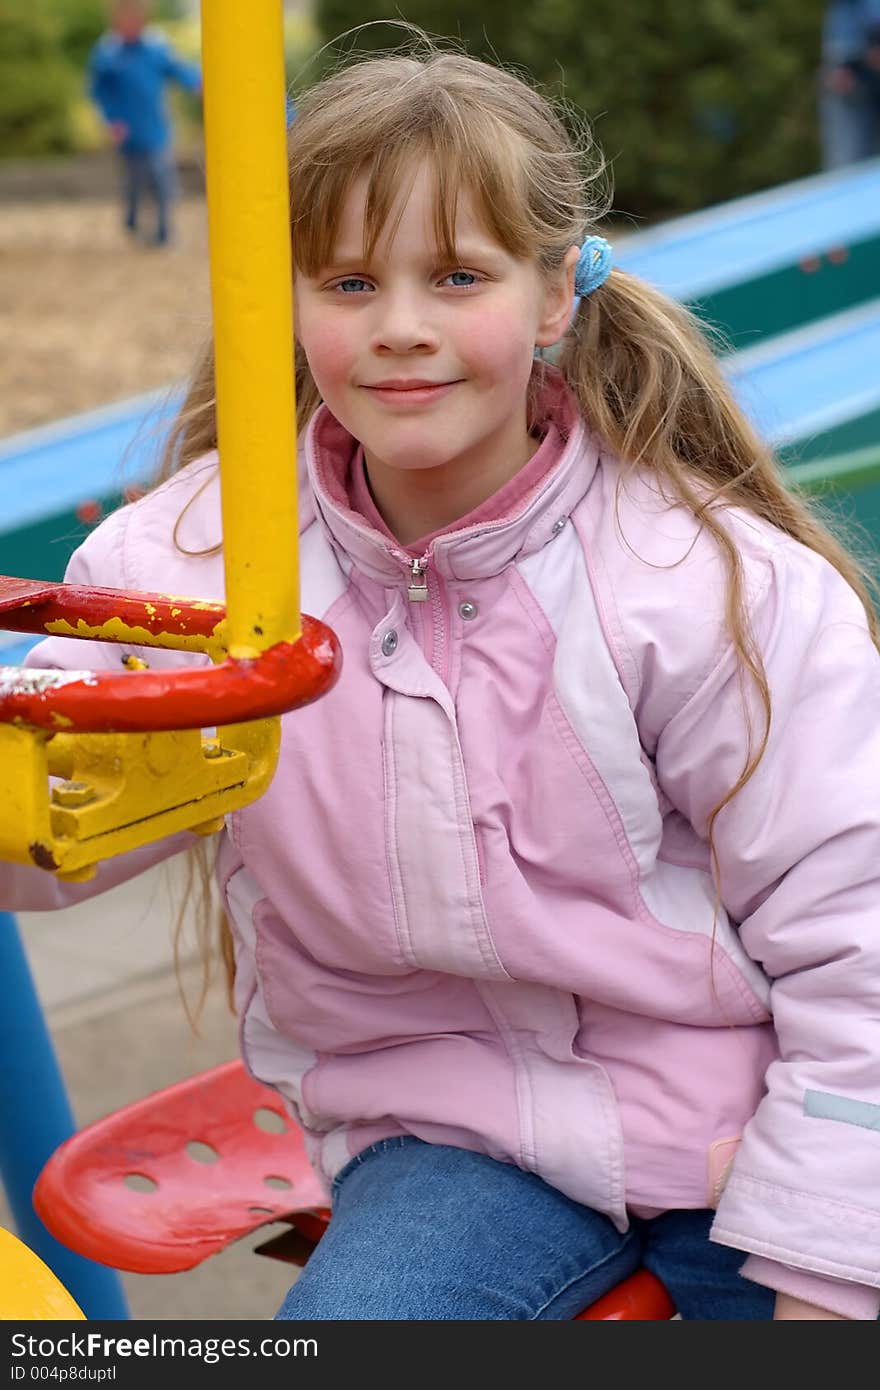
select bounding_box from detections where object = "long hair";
[163,42,878,1005]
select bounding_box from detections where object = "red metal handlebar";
[0,578,226,645]
[0,578,341,733]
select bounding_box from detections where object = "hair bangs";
[428,116,537,263]
[289,84,539,275]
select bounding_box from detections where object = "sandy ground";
[0,195,211,439]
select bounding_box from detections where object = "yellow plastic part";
[0,1229,85,1320]
[202,0,301,659]
[0,720,280,879]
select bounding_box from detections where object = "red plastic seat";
[34,1061,328,1275]
[34,1060,674,1318]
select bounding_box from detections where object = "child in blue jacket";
[87,1,201,246]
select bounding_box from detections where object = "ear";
[534,245,579,348]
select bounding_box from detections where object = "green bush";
[0,0,199,160]
[0,1,78,157]
[52,0,106,72]
[314,0,827,219]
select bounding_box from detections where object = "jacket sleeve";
[87,43,119,125]
[0,507,204,911]
[653,535,880,1292]
[160,41,201,94]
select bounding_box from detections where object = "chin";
[362,433,467,472]
[378,450,455,473]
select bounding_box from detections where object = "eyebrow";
[316,241,507,274]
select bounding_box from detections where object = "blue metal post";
[0,911,129,1318]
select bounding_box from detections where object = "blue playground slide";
[0,387,177,592]
[727,299,880,462]
[616,157,880,350]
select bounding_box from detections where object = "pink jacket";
[4,371,880,1315]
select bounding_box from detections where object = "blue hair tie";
[574,236,612,297]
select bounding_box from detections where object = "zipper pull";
[407,557,429,602]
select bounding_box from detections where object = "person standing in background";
[88,0,201,246]
[820,0,880,166]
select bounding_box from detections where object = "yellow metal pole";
[200,2,299,658]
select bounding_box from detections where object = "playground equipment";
[0,579,336,881]
[0,1,341,886]
[616,156,880,350]
[0,1229,84,1320]
[728,300,880,464]
[616,161,880,552]
[789,444,880,544]
[0,908,128,1318]
[33,1060,676,1321]
[0,391,167,588]
[0,0,338,1315]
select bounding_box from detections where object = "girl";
[3,46,880,1320]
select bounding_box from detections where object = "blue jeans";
[820,78,880,168]
[275,1137,775,1320]
[120,149,177,244]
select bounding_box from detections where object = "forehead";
[310,157,507,273]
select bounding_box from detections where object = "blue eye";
[337,277,371,293]
[445,270,477,288]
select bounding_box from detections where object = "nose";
[370,286,439,355]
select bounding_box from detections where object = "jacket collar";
[305,366,599,587]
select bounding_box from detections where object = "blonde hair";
[164,43,878,1008]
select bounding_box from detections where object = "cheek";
[456,306,536,382]
[296,312,355,398]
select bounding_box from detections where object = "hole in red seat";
[253,1108,287,1134]
[123,1173,158,1193]
[186,1141,220,1165]
[263,1175,293,1190]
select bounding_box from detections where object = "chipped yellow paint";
[184,599,226,612]
[122,654,149,671]
[44,616,227,663]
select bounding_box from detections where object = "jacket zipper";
[403,552,449,679]
[407,556,430,602]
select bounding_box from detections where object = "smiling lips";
[362,379,459,405]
